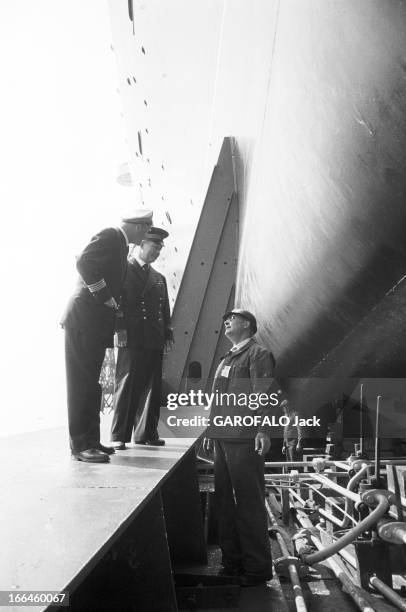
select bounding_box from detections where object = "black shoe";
[111,442,127,450]
[98,444,115,455]
[145,438,165,446]
[239,573,272,587]
[72,448,110,463]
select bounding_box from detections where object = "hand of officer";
[164,329,175,353]
[164,337,175,353]
[255,432,271,456]
[114,329,127,348]
[104,297,119,310]
[203,437,213,452]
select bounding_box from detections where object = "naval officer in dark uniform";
[61,210,153,463]
[111,227,173,448]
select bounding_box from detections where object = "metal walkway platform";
[1,428,205,611]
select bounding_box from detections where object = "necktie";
[140,263,149,284]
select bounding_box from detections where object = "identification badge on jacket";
[221,365,231,378]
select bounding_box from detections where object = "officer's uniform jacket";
[62,227,128,339]
[119,258,172,350]
[206,338,276,439]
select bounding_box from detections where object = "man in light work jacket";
[111,227,173,448]
[204,308,276,587]
[61,210,153,463]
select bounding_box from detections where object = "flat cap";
[121,209,153,224]
[222,308,257,333]
[143,226,169,244]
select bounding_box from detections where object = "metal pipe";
[334,461,353,470]
[347,464,369,490]
[311,473,360,502]
[302,482,358,524]
[302,493,389,565]
[265,460,351,469]
[323,469,349,478]
[265,461,335,468]
[334,456,406,470]
[369,575,406,611]
[374,395,381,484]
[265,473,348,480]
[268,472,350,481]
[377,519,406,545]
[200,472,322,482]
[317,507,352,527]
[265,499,308,612]
[265,498,291,554]
[315,526,358,568]
[360,383,364,455]
[295,511,376,612]
[267,471,361,480]
[289,487,306,506]
[268,524,294,556]
[356,459,406,466]
[334,544,357,569]
[335,460,406,467]
[313,464,369,530]
[265,473,316,479]
[309,536,376,612]
[265,459,406,469]
[340,463,369,529]
[288,484,357,527]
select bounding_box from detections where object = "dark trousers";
[285,438,303,462]
[213,440,272,577]
[65,326,109,453]
[111,347,163,443]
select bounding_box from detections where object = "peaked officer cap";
[121,209,153,224]
[143,226,169,244]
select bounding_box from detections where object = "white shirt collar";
[231,337,252,352]
[118,226,129,246]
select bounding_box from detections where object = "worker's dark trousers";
[213,440,272,577]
